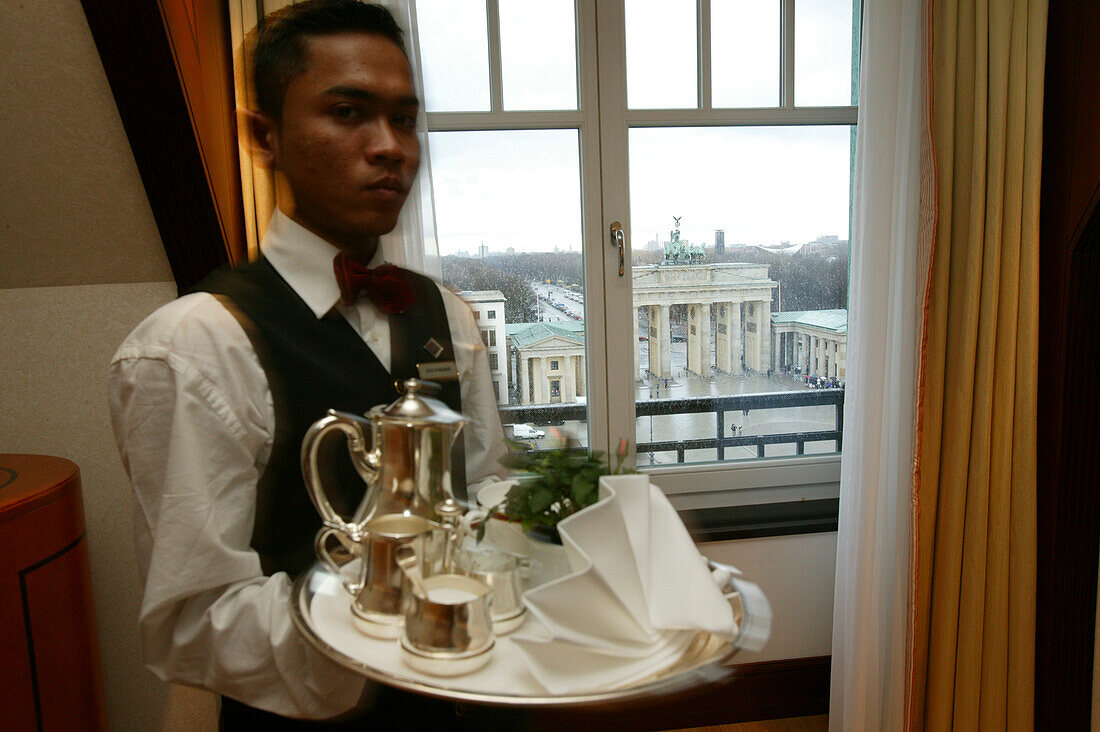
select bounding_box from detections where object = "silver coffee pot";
[301,378,468,543]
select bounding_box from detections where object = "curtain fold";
[226,0,441,276]
[828,0,923,728]
[910,0,1046,729]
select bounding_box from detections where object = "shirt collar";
[260,208,384,319]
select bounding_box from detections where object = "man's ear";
[239,109,279,169]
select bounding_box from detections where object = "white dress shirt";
[108,209,506,718]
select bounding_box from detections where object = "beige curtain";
[910,0,1047,728]
[228,0,290,262]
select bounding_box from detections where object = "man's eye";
[393,113,417,129]
[333,105,362,120]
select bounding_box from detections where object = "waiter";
[108,1,515,726]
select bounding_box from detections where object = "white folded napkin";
[510,474,756,695]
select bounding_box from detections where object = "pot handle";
[315,526,367,596]
[301,409,379,539]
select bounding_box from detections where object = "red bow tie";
[333,252,415,315]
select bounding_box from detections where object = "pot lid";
[376,378,467,425]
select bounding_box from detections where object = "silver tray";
[290,561,749,707]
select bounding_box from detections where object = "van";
[512,424,546,439]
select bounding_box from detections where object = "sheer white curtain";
[228,0,442,277]
[376,0,441,277]
[828,0,924,728]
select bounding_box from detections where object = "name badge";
[417,361,459,381]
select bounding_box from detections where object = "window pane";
[711,0,781,108]
[499,0,578,110]
[628,126,852,466]
[417,0,491,112]
[625,0,698,109]
[431,130,589,450]
[795,0,857,107]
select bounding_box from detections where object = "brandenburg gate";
[633,262,778,379]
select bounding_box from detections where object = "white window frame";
[423,0,856,511]
[593,1,855,508]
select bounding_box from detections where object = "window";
[420,0,858,515]
[489,352,499,371]
[487,310,497,319]
[480,329,489,347]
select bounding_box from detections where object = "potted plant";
[481,439,633,544]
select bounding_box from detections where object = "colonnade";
[773,329,846,379]
[634,298,774,380]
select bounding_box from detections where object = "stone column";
[564,354,576,402]
[699,302,712,374]
[633,307,640,379]
[686,304,700,373]
[646,305,659,377]
[838,341,847,379]
[533,357,544,404]
[715,303,730,372]
[520,353,530,405]
[576,354,586,396]
[759,298,772,374]
[658,304,672,379]
[731,300,742,372]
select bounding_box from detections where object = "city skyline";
[440,230,849,258]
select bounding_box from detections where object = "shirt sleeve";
[107,295,367,719]
[440,289,508,495]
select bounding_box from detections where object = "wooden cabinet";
[0,455,106,730]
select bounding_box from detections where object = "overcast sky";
[415,0,856,254]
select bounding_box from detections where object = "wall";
[703,533,837,662]
[1,0,175,728]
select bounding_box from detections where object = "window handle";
[610,221,626,277]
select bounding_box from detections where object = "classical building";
[458,290,508,405]
[771,309,848,379]
[632,262,778,378]
[506,322,587,405]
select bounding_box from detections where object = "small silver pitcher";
[315,513,435,637]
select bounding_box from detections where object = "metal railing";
[499,388,845,463]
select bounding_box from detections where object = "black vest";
[196,258,465,578]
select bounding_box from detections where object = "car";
[512,424,546,439]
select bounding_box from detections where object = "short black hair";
[251,0,407,122]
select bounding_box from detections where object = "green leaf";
[570,473,591,506]
[527,486,554,513]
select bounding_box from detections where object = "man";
[108,1,512,726]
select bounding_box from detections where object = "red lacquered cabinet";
[0,455,107,730]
